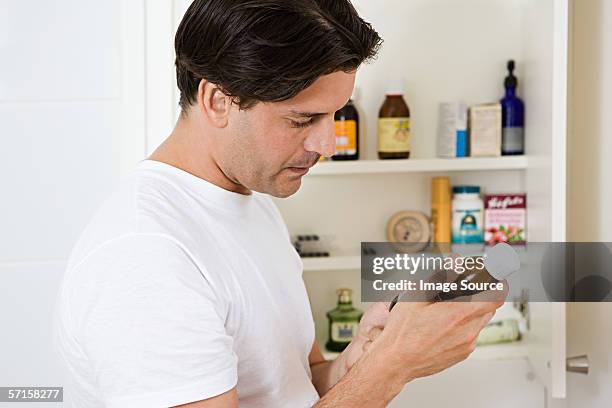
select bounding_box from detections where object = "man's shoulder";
[66,164,217,271]
[66,233,198,281]
[66,173,162,266]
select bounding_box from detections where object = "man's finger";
[469,279,509,304]
[367,326,383,342]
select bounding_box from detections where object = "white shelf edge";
[308,156,529,176]
[302,256,361,272]
[322,341,527,362]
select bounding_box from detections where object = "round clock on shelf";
[386,210,431,253]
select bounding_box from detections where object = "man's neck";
[148,117,252,196]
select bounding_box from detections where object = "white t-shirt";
[54,160,320,408]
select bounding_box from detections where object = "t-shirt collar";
[138,159,256,213]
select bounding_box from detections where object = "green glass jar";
[325,288,363,352]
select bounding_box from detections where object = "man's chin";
[275,182,302,198]
[267,175,303,198]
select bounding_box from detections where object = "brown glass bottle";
[378,92,411,159]
[332,99,359,161]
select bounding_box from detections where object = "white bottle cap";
[483,242,521,280]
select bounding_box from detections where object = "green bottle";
[326,288,363,352]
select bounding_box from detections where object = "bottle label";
[335,120,357,155]
[378,117,411,153]
[502,127,524,153]
[331,321,359,342]
[452,209,483,243]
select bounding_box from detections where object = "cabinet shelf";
[308,156,528,176]
[302,256,361,272]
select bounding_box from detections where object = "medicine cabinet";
[129,0,570,406]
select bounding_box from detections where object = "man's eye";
[291,119,314,129]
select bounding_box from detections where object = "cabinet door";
[522,0,569,401]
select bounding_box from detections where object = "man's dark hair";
[175,0,382,111]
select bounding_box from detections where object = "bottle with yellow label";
[332,99,359,161]
[326,288,363,352]
[378,87,411,159]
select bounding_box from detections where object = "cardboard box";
[484,194,526,245]
[437,102,468,158]
[469,103,502,157]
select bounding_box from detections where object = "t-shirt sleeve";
[66,234,237,408]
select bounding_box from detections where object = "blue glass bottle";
[500,60,525,155]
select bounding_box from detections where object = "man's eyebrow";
[288,110,328,118]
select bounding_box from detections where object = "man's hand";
[358,286,507,387]
[342,301,390,369]
[315,287,506,407]
[309,301,391,396]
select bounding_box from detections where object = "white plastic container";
[452,186,484,243]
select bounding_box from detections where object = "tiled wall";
[0,0,123,262]
[0,1,126,403]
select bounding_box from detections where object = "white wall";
[0,1,131,405]
[0,0,123,261]
[567,0,612,407]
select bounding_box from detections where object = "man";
[55,0,504,407]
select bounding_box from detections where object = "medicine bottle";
[500,60,525,155]
[431,177,451,243]
[332,99,359,160]
[326,289,363,352]
[435,243,519,301]
[389,243,519,309]
[378,87,411,159]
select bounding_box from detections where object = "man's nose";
[303,118,336,158]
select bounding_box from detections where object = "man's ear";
[196,79,232,128]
